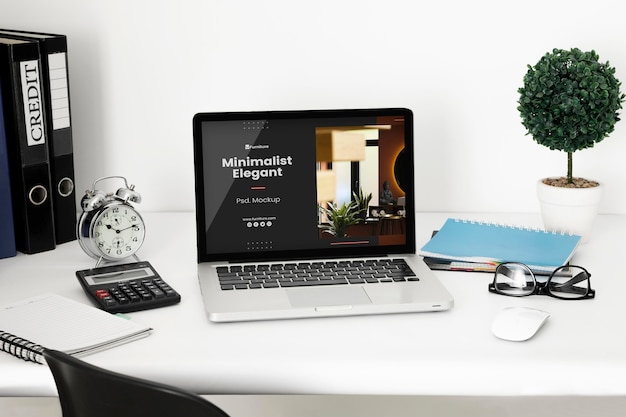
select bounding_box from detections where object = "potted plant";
[318,201,361,238]
[352,188,372,220]
[517,47,624,240]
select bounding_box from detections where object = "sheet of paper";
[0,293,151,354]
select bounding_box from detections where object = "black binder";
[0,29,76,244]
[0,37,55,254]
[0,80,16,259]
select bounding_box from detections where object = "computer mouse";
[491,307,550,342]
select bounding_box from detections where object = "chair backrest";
[43,349,231,417]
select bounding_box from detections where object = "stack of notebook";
[419,218,582,274]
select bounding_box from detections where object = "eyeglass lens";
[494,264,591,299]
[494,263,535,296]
[548,266,590,299]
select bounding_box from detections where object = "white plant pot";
[536,179,603,243]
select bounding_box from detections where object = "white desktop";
[1,212,625,416]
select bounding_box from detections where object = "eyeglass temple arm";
[550,271,589,289]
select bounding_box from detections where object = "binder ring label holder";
[28,185,48,206]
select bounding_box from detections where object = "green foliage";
[518,48,624,182]
[319,201,361,238]
[352,188,372,217]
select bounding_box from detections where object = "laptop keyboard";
[216,258,418,291]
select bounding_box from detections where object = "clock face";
[91,204,145,260]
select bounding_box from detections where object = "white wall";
[4,0,626,213]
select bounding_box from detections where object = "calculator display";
[87,268,152,285]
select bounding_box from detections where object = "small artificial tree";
[518,48,624,187]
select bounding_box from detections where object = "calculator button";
[138,291,152,301]
[102,298,117,307]
[146,286,165,299]
[95,289,110,300]
[128,293,141,303]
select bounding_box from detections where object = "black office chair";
[43,349,231,417]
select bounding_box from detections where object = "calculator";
[76,261,181,313]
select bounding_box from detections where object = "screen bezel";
[193,108,415,263]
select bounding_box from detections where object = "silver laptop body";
[193,108,453,322]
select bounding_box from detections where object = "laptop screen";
[193,108,415,263]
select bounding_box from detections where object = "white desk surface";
[0,212,624,397]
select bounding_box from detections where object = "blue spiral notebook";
[419,218,582,273]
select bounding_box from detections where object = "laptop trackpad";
[286,286,372,308]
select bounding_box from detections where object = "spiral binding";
[453,218,574,236]
[0,331,45,364]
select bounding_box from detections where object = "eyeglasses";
[488,262,595,300]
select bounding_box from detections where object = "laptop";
[193,108,454,322]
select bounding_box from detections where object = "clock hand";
[116,224,139,233]
[105,224,137,233]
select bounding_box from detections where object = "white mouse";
[491,307,550,341]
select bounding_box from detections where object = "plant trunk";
[567,152,573,184]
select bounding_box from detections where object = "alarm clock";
[77,176,146,263]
